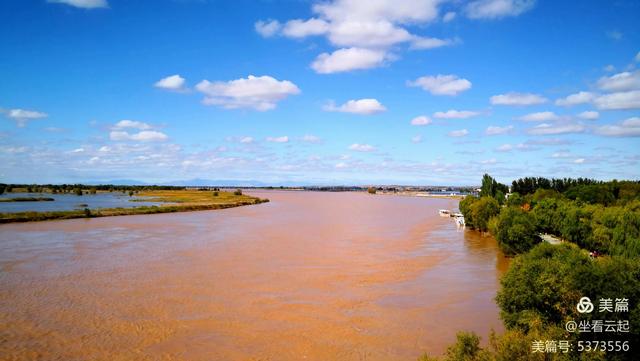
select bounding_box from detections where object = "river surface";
[0,192,165,213]
[0,191,508,361]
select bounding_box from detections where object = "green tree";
[74,187,83,196]
[469,197,500,232]
[493,206,538,255]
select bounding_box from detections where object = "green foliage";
[470,197,500,232]
[367,187,377,194]
[74,188,83,196]
[83,208,92,218]
[234,189,243,196]
[493,207,538,255]
[505,192,523,207]
[496,243,640,358]
[128,190,134,197]
[565,184,616,205]
[480,174,508,200]
[212,191,219,197]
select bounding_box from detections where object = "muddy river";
[0,191,508,360]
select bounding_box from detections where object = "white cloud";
[154,74,186,91]
[323,98,386,115]
[485,125,513,135]
[465,0,536,19]
[113,120,152,130]
[490,92,547,105]
[577,111,599,120]
[574,158,586,164]
[552,151,571,158]
[443,11,456,22]
[597,71,640,92]
[594,117,640,137]
[257,1,450,73]
[408,74,472,96]
[480,158,497,165]
[282,18,330,38]
[240,136,254,144]
[496,144,513,152]
[410,115,432,126]
[110,130,168,142]
[555,91,595,106]
[516,111,562,122]
[433,110,480,119]
[349,143,375,152]
[301,134,322,143]
[448,129,469,137]
[3,108,48,127]
[255,20,282,37]
[311,47,387,74]
[527,123,585,135]
[410,36,456,50]
[266,136,289,143]
[593,90,640,110]
[195,75,300,111]
[47,0,108,9]
[335,162,348,169]
[411,135,423,143]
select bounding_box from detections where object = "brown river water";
[0,191,508,361]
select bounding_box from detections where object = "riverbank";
[0,190,268,223]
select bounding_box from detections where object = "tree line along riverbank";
[419,174,640,361]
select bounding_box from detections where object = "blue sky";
[1,0,639,185]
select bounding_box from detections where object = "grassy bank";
[0,190,268,224]
[0,197,55,202]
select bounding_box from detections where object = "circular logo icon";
[577,296,594,313]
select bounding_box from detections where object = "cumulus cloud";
[110,130,168,142]
[443,11,456,22]
[594,117,640,137]
[408,74,472,96]
[255,20,281,37]
[465,0,536,19]
[113,120,152,130]
[47,0,108,9]
[485,125,513,135]
[311,47,387,74]
[349,143,375,152]
[154,74,186,91]
[593,90,640,110]
[410,36,457,50]
[577,111,599,120]
[448,129,469,137]
[240,136,254,144]
[410,115,432,126]
[527,123,585,135]
[516,111,562,122]
[323,98,386,114]
[490,92,547,105]
[433,110,480,119]
[2,108,48,127]
[195,75,300,111]
[256,0,453,72]
[282,18,330,38]
[555,91,595,106]
[597,71,640,92]
[266,136,289,143]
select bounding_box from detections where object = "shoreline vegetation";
[0,197,54,202]
[0,188,268,224]
[421,174,640,361]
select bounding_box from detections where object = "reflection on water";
[0,192,165,213]
[0,191,508,360]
